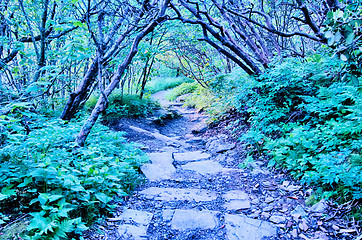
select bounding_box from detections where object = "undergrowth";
[181,55,362,203]
[0,107,147,239]
[85,91,159,122]
[145,76,192,94]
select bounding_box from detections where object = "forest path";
[88,90,330,240]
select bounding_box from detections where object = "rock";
[299,220,309,231]
[269,215,286,224]
[265,197,275,204]
[225,214,276,240]
[147,152,173,165]
[173,151,211,163]
[251,167,270,176]
[291,205,307,220]
[139,187,218,202]
[171,210,218,230]
[159,146,177,153]
[162,210,174,221]
[118,224,148,240]
[185,137,205,144]
[140,163,176,181]
[263,206,273,212]
[206,139,235,154]
[309,199,327,213]
[191,122,208,134]
[291,229,298,238]
[223,190,249,201]
[224,200,251,210]
[112,209,153,225]
[181,160,224,175]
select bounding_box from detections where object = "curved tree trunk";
[75,0,170,146]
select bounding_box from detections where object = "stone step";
[173,151,211,163]
[181,160,224,175]
[139,187,218,202]
[170,209,219,230]
[140,163,176,181]
[225,214,276,240]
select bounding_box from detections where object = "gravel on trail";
[85,90,359,240]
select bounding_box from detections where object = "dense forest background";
[0,0,361,238]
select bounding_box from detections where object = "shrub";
[0,111,147,239]
[85,91,159,122]
[228,55,362,201]
[165,82,198,101]
[145,76,192,94]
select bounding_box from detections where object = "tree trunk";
[75,0,170,146]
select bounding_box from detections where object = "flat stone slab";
[225,214,276,240]
[223,190,249,201]
[139,187,217,202]
[147,152,173,165]
[118,224,148,240]
[111,209,153,225]
[207,139,235,154]
[181,160,224,175]
[224,200,251,210]
[173,151,211,163]
[223,190,251,210]
[171,209,219,230]
[162,210,175,221]
[140,163,176,181]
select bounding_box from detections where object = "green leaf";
[49,195,64,203]
[340,54,348,61]
[38,193,49,205]
[346,32,355,45]
[94,192,111,204]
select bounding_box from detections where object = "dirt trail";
[87,90,346,240]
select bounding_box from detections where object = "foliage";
[323,1,362,83]
[0,109,147,239]
[145,76,192,94]
[225,56,362,201]
[165,82,198,101]
[85,91,159,122]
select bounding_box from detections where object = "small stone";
[309,199,327,213]
[269,215,286,224]
[299,221,309,231]
[263,206,273,212]
[291,229,298,238]
[265,197,275,204]
[286,221,293,228]
[291,205,308,220]
[332,224,339,231]
[171,210,218,230]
